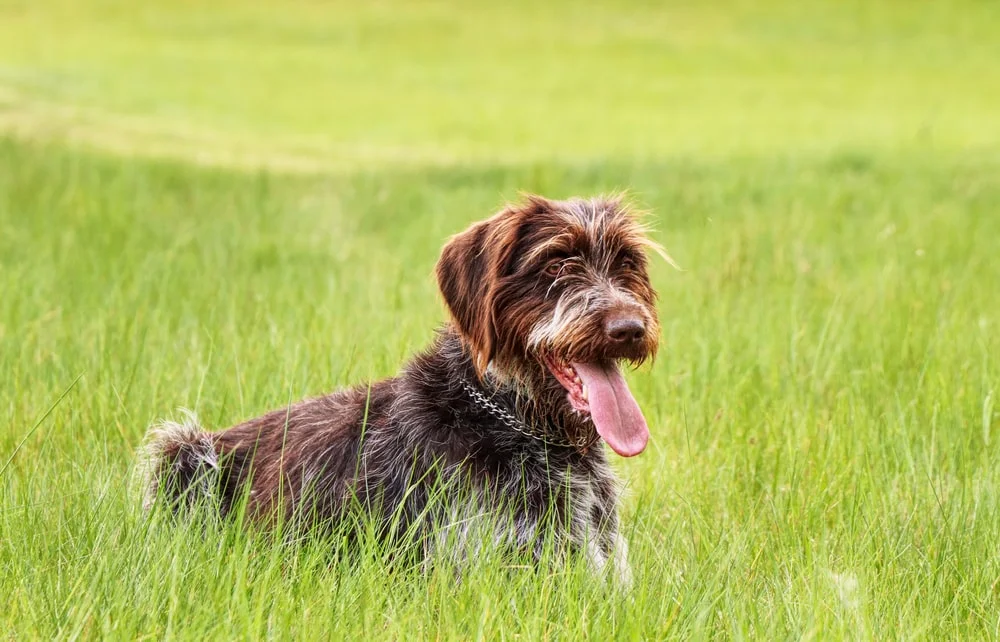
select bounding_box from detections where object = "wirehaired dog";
[140,194,665,581]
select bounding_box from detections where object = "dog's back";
[140,384,386,524]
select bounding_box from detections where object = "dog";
[139,194,663,581]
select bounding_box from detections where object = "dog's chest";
[549,460,615,529]
[531,455,623,575]
[482,447,618,552]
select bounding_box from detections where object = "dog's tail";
[135,409,220,512]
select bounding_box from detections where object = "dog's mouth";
[543,356,649,457]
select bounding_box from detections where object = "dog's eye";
[620,256,637,271]
[544,259,565,277]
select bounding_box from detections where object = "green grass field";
[2,0,999,638]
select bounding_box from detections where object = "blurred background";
[2,0,997,168]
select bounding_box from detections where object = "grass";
[1,0,998,167]
[1,0,999,638]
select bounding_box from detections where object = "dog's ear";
[436,209,520,376]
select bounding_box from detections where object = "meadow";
[1,0,999,638]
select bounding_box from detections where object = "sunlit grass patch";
[2,137,998,637]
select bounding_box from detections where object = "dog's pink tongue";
[571,362,649,457]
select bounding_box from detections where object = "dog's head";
[436,194,663,457]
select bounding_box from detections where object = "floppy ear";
[436,210,519,376]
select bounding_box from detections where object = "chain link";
[458,377,598,452]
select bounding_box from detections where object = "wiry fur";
[139,194,662,582]
[137,409,219,512]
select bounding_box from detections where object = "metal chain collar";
[458,377,599,453]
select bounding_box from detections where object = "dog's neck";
[436,327,599,451]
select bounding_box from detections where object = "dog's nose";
[605,316,646,345]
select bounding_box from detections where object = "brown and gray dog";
[140,194,664,581]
